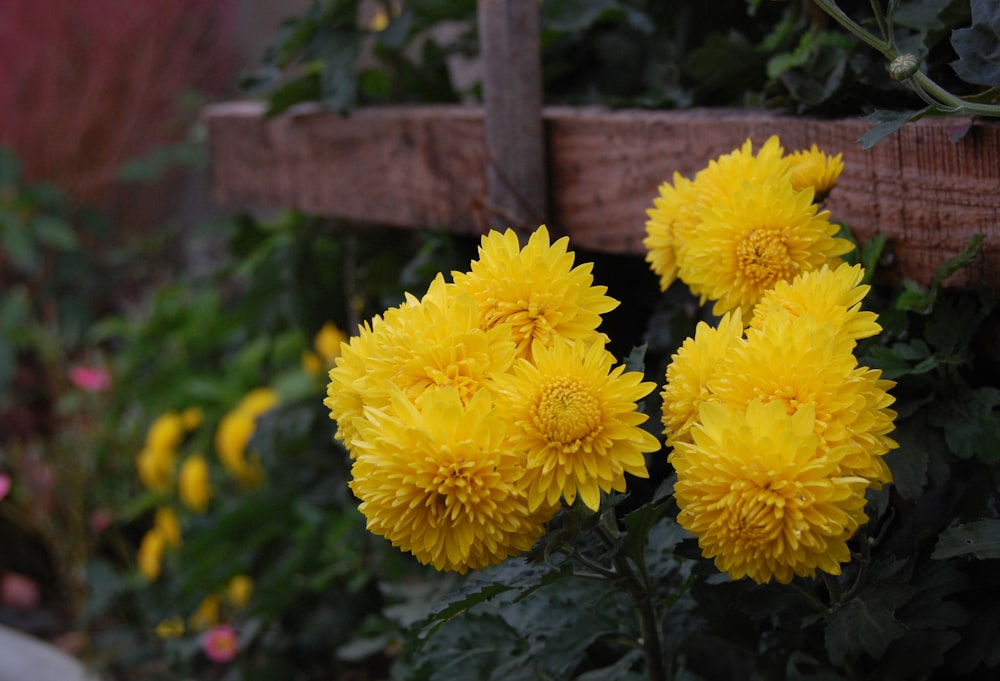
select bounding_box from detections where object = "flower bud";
[889,54,920,80]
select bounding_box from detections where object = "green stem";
[812,0,892,58]
[595,522,669,681]
[822,571,844,605]
[910,72,1000,116]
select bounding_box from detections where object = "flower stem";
[595,521,669,681]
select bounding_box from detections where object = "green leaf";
[932,519,1000,559]
[926,386,1000,463]
[824,591,908,665]
[883,419,931,501]
[576,649,644,681]
[950,0,1000,88]
[623,343,647,373]
[31,215,78,250]
[858,233,889,283]
[0,219,39,272]
[622,498,667,572]
[931,233,984,289]
[857,108,931,149]
[265,69,323,117]
[895,278,935,313]
[317,29,362,114]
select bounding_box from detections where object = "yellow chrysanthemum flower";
[644,171,701,292]
[154,506,182,549]
[238,388,279,416]
[495,340,660,512]
[189,594,221,631]
[304,322,349,377]
[137,528,167,582]
[709,314,897,487]
[155,617,185,639]
[215,388,279,486]
[681,175,853,318]
[361,275,516,412]
[750,262,881,342]
[325,318,380,450]
[226,575,254,609]
[660,310,744,447]
[787,144,844,200]
[178,455,212,513]
[672,400,870,584]
[181,406,204,431]
[644,136,795,296]
[314,322,347,363]
[145,412,185,452]
[349,387,549,573]
[327,276,516,457]
[136,445,175,492]
[302,351,323,376]
[451,225,619,360]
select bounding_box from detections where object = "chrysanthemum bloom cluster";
[662,263,897,584]
[326,226,661,573]
[644,136,851,318]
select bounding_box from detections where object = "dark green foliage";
[241,0,995,134]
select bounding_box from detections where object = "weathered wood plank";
[477,0,548,234]
[205,101,1000,288]
[205,101,488,234]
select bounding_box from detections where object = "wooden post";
[476,0,548,236]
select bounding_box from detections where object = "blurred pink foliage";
[0,0,237,204]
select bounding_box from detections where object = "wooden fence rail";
[205,101,1000,289]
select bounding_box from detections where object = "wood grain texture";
[205,101,1000,287]
[205,101,488,235]
[477,0,548,234]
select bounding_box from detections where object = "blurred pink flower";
[69,365,111,392]
[0,572,40,610]
[201,624,239,663]
[89,508,113,533]
[0,472,10,501]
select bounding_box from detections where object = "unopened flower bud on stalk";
[889,54,920,81]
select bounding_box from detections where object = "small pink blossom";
[1,572,40,610]
[201,624,239,663]
[0,472,10,502]
[89,508,113,533]
[69,365,111,393]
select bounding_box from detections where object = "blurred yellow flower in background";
[178,454,212,513]
[215,388,279,486]
[303,321,348,376]
[145,412,185,452]
[136,445,175,492]
[137,529,167,582]
[226,575,254,609]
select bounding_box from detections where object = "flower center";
[722,482,784,543]
[534,377,601,447]
[483,296,554,351]
[737,229,794,285]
